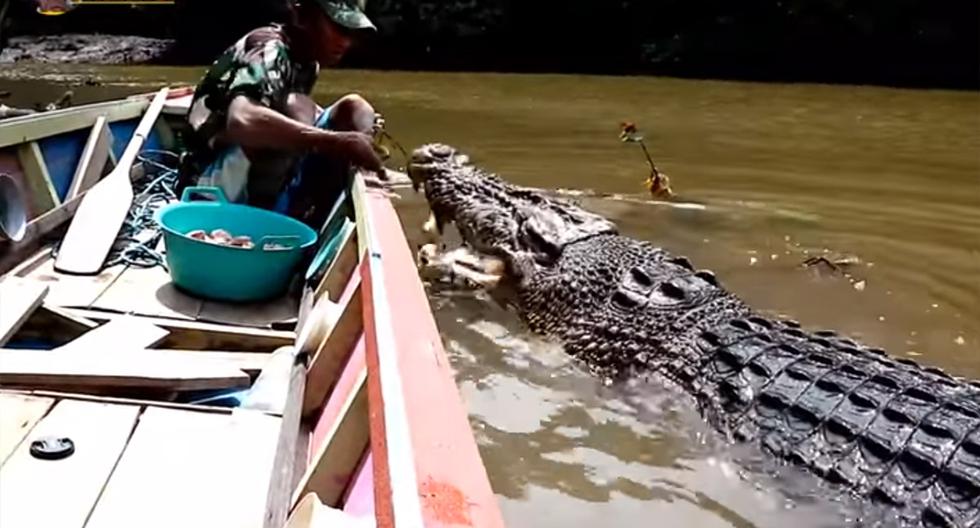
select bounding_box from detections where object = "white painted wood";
[16,141,59,214]
[56,317,169,352]
[0,400,140,528]
[351,174,426,526]
[0,394,54,467]
[85,407,280,528]
[0,348,250,391]
[55,88,169,275]
[293,370,369,508]
[0,279,49,345]
[0,98,147,149]
[66,115,113,201]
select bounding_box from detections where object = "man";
[181,0,383,226]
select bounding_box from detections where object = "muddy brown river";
[2,64,978,527]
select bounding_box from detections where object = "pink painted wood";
[359,187,505,528]
[342,452,375,518]
[310,335,367,463]
[309,267,365,453]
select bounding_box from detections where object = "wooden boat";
[0,88,505,527]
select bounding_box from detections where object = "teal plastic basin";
[155,187,318,302]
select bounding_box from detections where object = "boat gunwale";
[0,97,151,149]
[0,88,505,527]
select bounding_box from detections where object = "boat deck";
[15,249,298,328]
[1,213,302,527]
[0,392,282,528]
[0,92,505,527]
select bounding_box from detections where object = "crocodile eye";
[525,225,560,258]
[518,215,562,260]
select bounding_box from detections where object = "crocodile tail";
[694,315,980,526]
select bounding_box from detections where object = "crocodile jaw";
[408,143,617,280]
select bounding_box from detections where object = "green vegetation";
[6,0,977,88]
[355,0,977,87]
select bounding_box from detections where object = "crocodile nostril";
[668,256,694,270]
[629,267,653,287]
[694,270,719,287]
[612,288,646,308]
[658,281,687,300]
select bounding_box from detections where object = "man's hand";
[330,131,384,173]
[359,168,400,200]
[372,113,386,135]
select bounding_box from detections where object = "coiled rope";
[53,149,180,271]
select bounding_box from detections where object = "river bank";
[0,34,174,64]
[2,1,977,89]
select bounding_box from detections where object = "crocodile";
[406,143,980,527]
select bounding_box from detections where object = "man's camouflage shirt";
[185,25,318,168]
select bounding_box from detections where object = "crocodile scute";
[407,143,980,526]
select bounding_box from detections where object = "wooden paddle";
[54,87,169,275]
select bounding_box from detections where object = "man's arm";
[221,95,334,152]
[285,92,320,127]
[220,95,381,170]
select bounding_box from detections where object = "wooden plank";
[0,400,140,528]
[296,285,316,334]
[37,304,98,331]
[55,88,169,275]
[161,93,194,116]
[302,281,363,417]
[314,223,358,303]
[0,348,250,391]
[310,336,366,456]
[53,159,133,274]
[22,258,126,309]
[148,350,272,376]
[305,193,351,288]
[293,369,368,508]
[242,346,303,414]
[246,347,306,528]
[6,348,269,377]
[66,115,113,201]
[197,293,297,327]
[91,264,202,320]
[0,97,147,149]
[129,85,195,102]
[286,493,367,528]
[357,176,507,528]
[0,394,54,466]
[296,295,341,357]
[85,407,281,528]
[23,390,234,415]
[57,316,169,352]
[59,308,295,352]
[351,176,370,253]
[7,246,52,278]
[0,279,49,345]
[3,347,269,378]
[16,141,59,215]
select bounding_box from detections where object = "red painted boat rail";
[283,171,504,526]
[352,176,505,527]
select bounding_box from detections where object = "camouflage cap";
[313,0,376,32]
